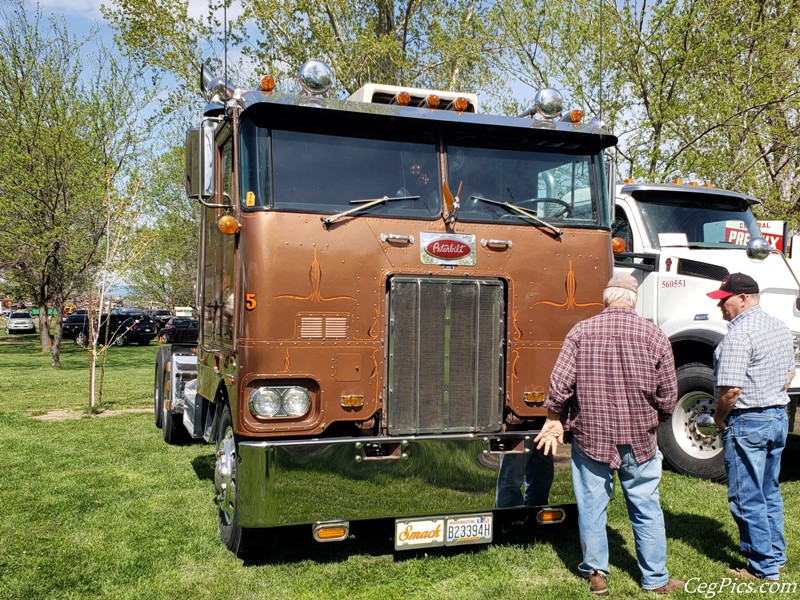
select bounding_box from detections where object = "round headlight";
[250,388,281,418]
[283,387,311,417]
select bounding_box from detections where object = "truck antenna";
[598,0,604,122]
[223,1,228,87]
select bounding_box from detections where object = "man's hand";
[713,413,727,432]
[715,386,741,432]
[534,415,564,457]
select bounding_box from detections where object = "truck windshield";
[240,122,440,219]
[448,142,604,226]
[240,118,609,226]
[635,193,762,248]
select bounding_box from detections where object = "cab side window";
[612,206,634,252]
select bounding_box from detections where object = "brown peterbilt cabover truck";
[154,60,618,558]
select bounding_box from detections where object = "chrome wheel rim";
[670,391,722,460]
[215,426,237,525]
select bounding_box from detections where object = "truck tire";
[216,404,260,559]
[162,398,190,445]
[154,346,170,428]
[657,363,727,482]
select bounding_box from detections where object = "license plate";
[394,514,492,550]
[446,514,493,546]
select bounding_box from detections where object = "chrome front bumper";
[235,433,573,528]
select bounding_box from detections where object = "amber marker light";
[312,522,349,543]
[536,508,566,525]
[623,178,634,184]
[569,109,584,123]
[523,391,545,405]
[689,181,699,186]
[702,182,714,187]
[611,237,627,254]
[218,214,240,235]
[452,96,469,112]
[424,94,440,109]
[259,75,275,92]
[672,179,684,184]
[395,91,411,105]
[340,394,364,408]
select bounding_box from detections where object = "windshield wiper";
[321,195,420,227]
[471,194,562,237]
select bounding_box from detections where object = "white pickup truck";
[612,182,800,480]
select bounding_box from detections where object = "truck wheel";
[658,363,727,482]
[162,397,189,445]
[114,334,128,346]
[216,404,260,559]
[154,346,170,428]
[75,331,88,348]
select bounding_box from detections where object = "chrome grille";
[387,277,505,435]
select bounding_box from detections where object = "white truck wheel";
[657,363,727,482]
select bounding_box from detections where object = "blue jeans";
[496,447,554,507]
[722,406,788,580]
[571,443,669,590]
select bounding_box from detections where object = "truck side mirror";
[185,125,215,199]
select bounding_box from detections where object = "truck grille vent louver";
[676,259,729,281]
[299,316,348,339]
[387,277,505,435]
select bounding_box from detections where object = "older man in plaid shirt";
[707,273,794,581]
[535,274,682,595]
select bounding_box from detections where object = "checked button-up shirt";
[713,305,794,410]
[544,306,678,468]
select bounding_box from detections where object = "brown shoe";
[645,579,684,594]
[729,566,777,581]
[587,571,608,596]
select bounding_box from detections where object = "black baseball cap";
[707,272,760,299]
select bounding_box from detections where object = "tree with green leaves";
[126,144,199,310]
[0,0,153,366]
[103,0,502,96]
[493,0,800,225]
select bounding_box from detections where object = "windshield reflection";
[637,196,761,248]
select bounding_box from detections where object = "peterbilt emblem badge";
[425,240,471,259]
[419,233,477,266]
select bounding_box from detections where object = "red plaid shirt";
[544,306,678,467]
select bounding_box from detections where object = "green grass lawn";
[0,334,798,599]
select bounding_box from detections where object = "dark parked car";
[158,318,198,344]
[62,309,158,347]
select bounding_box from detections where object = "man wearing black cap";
[707,272,795,581]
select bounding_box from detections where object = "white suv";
[6,312,36,334]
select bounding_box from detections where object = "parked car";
[6,311,36,334]
[147,309,176,331]
[62,309,158,347]
[158,318,199,344]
